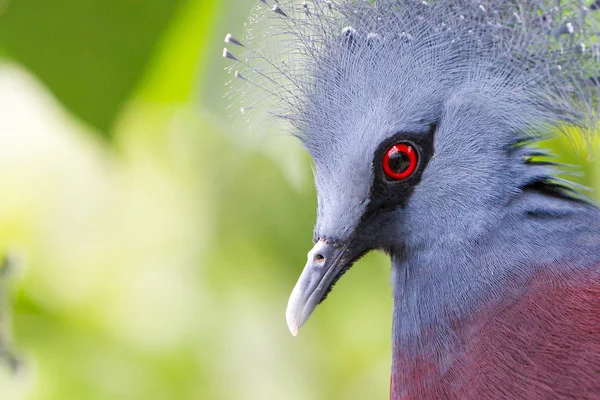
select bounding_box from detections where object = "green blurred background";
[0,1,596,399]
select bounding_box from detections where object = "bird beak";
[286,238,362,336]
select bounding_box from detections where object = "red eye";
[382,143,418,180]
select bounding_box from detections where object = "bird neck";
[388,193,600,397]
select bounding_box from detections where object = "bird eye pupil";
[388,151,411,174]
[382,143,418,180]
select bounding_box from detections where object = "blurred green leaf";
[137,0,222,103]
[0,0,187,136]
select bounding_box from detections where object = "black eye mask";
[366,124,436,217]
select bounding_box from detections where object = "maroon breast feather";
[392,268,600,400]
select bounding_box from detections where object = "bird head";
[224,0,599,335]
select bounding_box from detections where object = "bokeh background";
[0,1,596,399]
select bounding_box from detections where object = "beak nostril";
[314,253,325,264]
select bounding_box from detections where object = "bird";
[223,0,600,398]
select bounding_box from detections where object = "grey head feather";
[226,0,600,133]
[224,0,600,242]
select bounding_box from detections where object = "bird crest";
[224,0,600,151]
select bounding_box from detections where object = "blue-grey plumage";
[224,0,600,398]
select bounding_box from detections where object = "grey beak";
[285,239,349,336]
